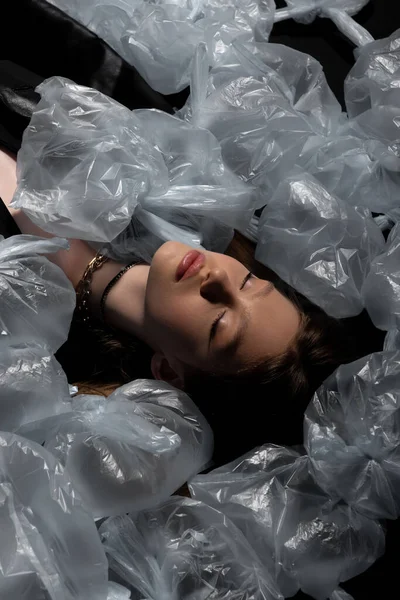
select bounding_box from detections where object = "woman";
[0,146,384,463]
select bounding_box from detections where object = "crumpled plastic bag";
[181,41,342,197]
[0,234,75,353]
[183,41,400,217]
[297,131,400,215]
[100,495,282,600]
[12,77,255,261]
[345,29,400,119]
[362,222,400,330]
[107,582,131,600]
[255,171,385,318]
[12,77,167,243]
[384,326,400,351]
[0,338,71,442]
[279,0,369,24]
[0,431,108,600]
[329,589,355,600]
[46,0,275,94]
[189,444,384,599]
[305,350,400,520]
[40,379,213,518]
[275,1,373,47]
[136,108,259,228]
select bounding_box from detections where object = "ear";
[151,352,185,390]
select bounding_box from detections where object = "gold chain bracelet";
[75,251,109,325]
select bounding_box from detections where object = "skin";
[1,149,301,388]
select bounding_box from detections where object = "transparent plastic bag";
[255,171,385,318]
[278,0,369,25]
[136,109,259,230]
[46,0,275,94]
[12,77,252,262]
[0,338,71,442]
[0,235,75,352]
[0,432,108,600]
[299,132,400,215]
[181,41,342,197]
[275,2,373,47]
[100,495,281,600]
[305,350,400,520]
[362,223,400,330]
[190,444,384,599]
[107,582,131,600]
[384,326,400,351]
[42,380,213,518]
[345,29,400,119]
[11,77,167,243]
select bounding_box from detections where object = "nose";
[200,268,234,304]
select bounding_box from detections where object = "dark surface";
[1,1,400,598]
[271,0,400,109]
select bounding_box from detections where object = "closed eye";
[240,271,253,290]
[209,272,253,344]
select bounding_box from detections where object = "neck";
[89,260,153,348]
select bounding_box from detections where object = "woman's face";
[144,241,301,377]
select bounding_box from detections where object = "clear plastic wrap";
[189,444,384,599]
[298,132,400,215]
[11,77,255,261]
[362,222,400,330]
[180,40,342,198]
[42,379,213,518]
[45,0,275,94]
[11,77,168,243]
[100,495,281,600]
[0,234,75,352]
[305,350,400,520]
[0,339,71,442]
[107,582,131,600]
[345,29,400,119]
[0,432,108,600]
[255,171,385,318]
[277,0,369,24]
[384,326,400,351]
[274,2,373,47]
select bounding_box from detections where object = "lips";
[176,250,205,282]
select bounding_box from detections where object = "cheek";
[145,290,202,350]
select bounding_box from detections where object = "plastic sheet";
[255,171,385,318]
[362,223,400,330]
[100,495,281,600]
[183,42,400,217]
[0,234,75,352]
[11,77,255,261]
[0,432,108,600]
[12,77,167,243]
[274,2,373,47]
[189,444,384,599]
[298,132,400,215]
[46,0,275,94]
[107,582,131,600]
[180,40,342,198]
[384,326,400,351]
[305,350,400,520]
[345,29,400,119]
[0,339,71,442]
[41,379,213,518]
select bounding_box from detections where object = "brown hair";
[56,232,384,462]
